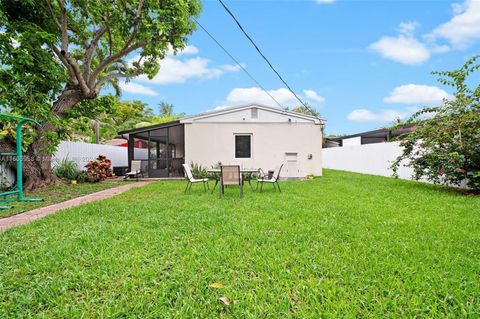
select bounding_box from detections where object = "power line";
[192,17,284,109]
[218,0,315,114]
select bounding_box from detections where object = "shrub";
[190,162,210,179]
[189,162,221,179]
[54,158,81,181]
[392,56,480,190]
[84,155,112,182]
[76,172,88,183]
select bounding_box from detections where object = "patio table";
[207,168,259,193]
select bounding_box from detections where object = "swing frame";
[0,114,43,210]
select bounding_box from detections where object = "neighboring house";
[118,104,325,179]
[324,126,414,148]
[105,138,148,149]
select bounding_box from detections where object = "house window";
[235,135,251,158]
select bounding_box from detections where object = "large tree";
[0,0,201,189]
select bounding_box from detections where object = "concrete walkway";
[0,182,151,232]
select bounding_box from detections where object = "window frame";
[234,134,252,159]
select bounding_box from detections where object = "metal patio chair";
[256,164,284,192]
[124,160,144,180]
[220,165,243,197]
[182,163,209,193]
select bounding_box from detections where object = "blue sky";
[117,0,480,135]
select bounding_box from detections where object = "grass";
[0,170,479,318]
[0,180,129,218]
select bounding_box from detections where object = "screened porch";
[119,121,185,178]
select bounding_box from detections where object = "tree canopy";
[0,0,201,189]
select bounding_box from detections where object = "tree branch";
[45,0,62,30]
[46,2,89,96]
[125,0,144,48]
[102,17,113,56]
[61,51,91,96]
[96,70,143,89]
[83,25,108,81]
[50,45,77,83]
[58,0,68,52]
[88,42,146,88]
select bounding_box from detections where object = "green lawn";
[0,170,479,318]
[0,180,129,218]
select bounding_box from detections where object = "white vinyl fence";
[322,142,414,180]
[1,141,148,187]
[53,141,149,168]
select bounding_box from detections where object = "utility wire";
[192,17,284,109]
[218,0,315,114]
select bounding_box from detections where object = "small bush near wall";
[54,159,82,181]
[190,162,210,179]
[189,162,221,179]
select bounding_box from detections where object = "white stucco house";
[118,104,325,179]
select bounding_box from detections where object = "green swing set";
[0,114,43,210]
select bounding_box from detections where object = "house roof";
[118,104,326,137]
[180,104,326,124]
[329,126,415,141]
[105,138,128,146]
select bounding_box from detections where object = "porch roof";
[118,120,182,138]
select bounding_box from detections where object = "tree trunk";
[0,138,54,191]
[1,85,87,190]
[21,147,59,191]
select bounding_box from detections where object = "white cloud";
[314,0,336,3]
[428,0,480,49]
[370,34,430,65]
[383,84,452,105]
[168,45,199,56]
[137,57,241,85]
[347,108,415,122]
[220,87,325,108]
[303,89,326,104]
[132,45,241,85]
[223,87,298,107]
[397,21,419,36]
[120,82,158,96]
[430,44,451,54]
[347,83,451,123]
[371,1,480,64]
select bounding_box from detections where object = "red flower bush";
[85,155,112,182]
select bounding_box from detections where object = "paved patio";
[0,182,151,232]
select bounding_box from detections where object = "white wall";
[53,141,148,169]
[322,142,413,179]
[184,122,323,178]
[342,136,361,146]
[1,141,148,187]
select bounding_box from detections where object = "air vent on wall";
[251,108,258,119]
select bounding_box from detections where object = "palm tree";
[159,102,174,117]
